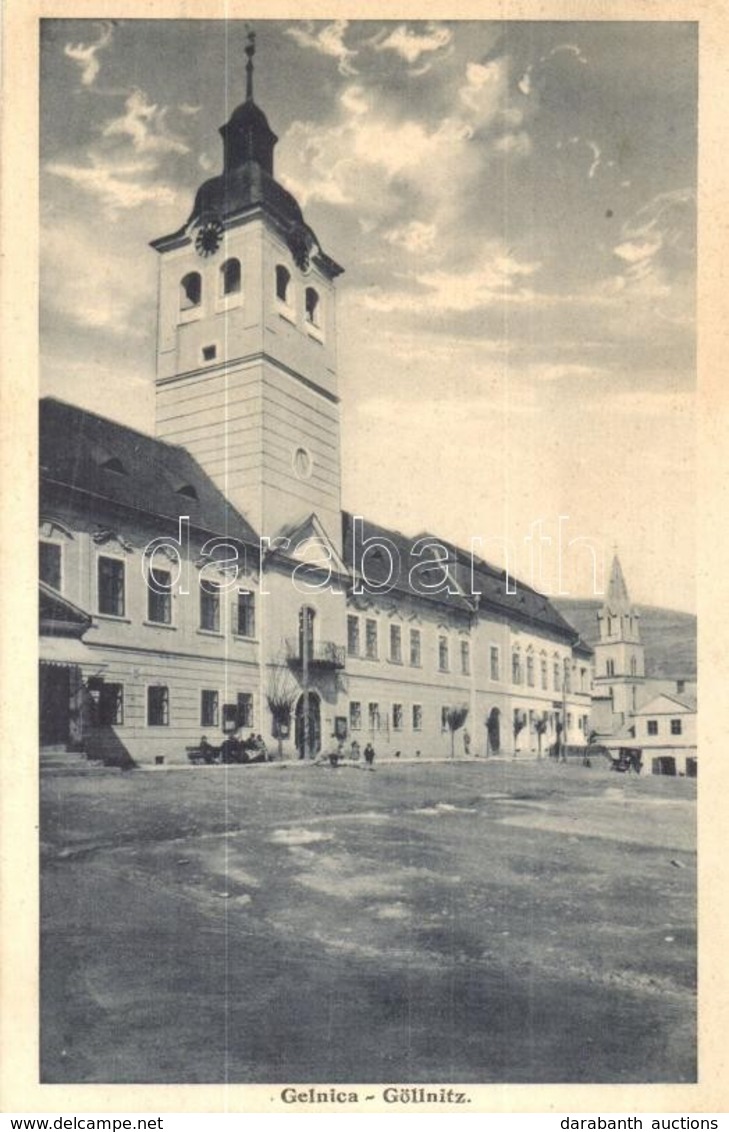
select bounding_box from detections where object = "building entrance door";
[295,692,321,759]
[39,664,71,746]
[486,707,501,754]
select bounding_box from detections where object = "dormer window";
[176,483,198,500]
[305,286,320,326]
[276,265,291,304]
[180,271,202,310]
[221,258,241,296]
[101,456,127,475]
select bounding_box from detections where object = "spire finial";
[245,28,256,101]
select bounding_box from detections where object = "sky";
[40,19,697,611]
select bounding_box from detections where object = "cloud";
[63,21,114,87]
[359,246,540,314]
[41,219,153,335]
[494,131,532,156]
[46,84,192,219]
[279,56,529,223]
[286,20,357,76]
[178,103,201,116]
[279,84,479,215]
[47,152,181,215]
[611,189,695,292]
[370,22,453,72]
[586,141,601,179]
[518,41,588,97]
[102,89,190,155]
[383,221,438,255]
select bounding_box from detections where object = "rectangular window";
[541,659,548,690]
[200,580,221,632]
[390,624,402,664]
[368,702,380,730]
[460,640,470,675]
[147,565,172,624]
[441,706,450,732]
[349,701,362,731]
[147,685,169,727]
[410,628,422,667]
[365,618,378,659]
[98,556,125,617]
[526,655,535,687]
[671,718,683,735]
[412,704,423,732]
[347,615,360,656]
[438,636,449,672]
[201,690,219,728]
[512,652,522,685]
[236,590,255,637]
[564,661,572,694]
[553,662,561,692]
[647,719,659,736]
[237,692,254,729]
[392,703,403,731]
[39,541,62,591]
[490,646,500,682]
[99,683,123,726]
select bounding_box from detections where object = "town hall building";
[39,43,594,767]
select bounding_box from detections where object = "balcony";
[285,639,346,670]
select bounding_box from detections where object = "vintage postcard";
[1,0,727,1117]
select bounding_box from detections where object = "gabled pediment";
[265,513,350,578]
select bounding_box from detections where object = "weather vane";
[245,27,256,101]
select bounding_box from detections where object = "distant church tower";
[150,33,344,549]
[593,553,645,720]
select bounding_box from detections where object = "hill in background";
[553,599,697,679]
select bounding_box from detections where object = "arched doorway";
[486,707,501,754]
[295,691,321,759]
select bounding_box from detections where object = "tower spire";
[245,28,256,102]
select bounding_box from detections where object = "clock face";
[195,219,224,257]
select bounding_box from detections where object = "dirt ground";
[40,758,696,1084]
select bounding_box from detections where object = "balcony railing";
[285,639,346,670]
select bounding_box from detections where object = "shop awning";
[39,636,107,670]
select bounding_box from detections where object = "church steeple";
[219,30,278,176]
[604,553,631,614]
[599,553,640,643]
[593,551,645,722]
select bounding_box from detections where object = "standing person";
[463,729,471,756]
[349,739,361,761]
[364,741,375,768]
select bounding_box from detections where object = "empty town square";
[40,756,696,1085]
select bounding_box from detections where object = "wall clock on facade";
[195,218,224,257]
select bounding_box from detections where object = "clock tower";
[150,34,344,550]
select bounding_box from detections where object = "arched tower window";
[305,286,320,326]
[221,258,241,295]
[276,265,291,304]
[630,656,637,676]
[180,271,202,310]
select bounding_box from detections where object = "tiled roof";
[342,512,579,640]
[40,398,259,546]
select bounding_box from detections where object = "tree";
[513,709,527,756]
[266,664,298,760]
[444,705,469,759]
[534,711,549,759]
